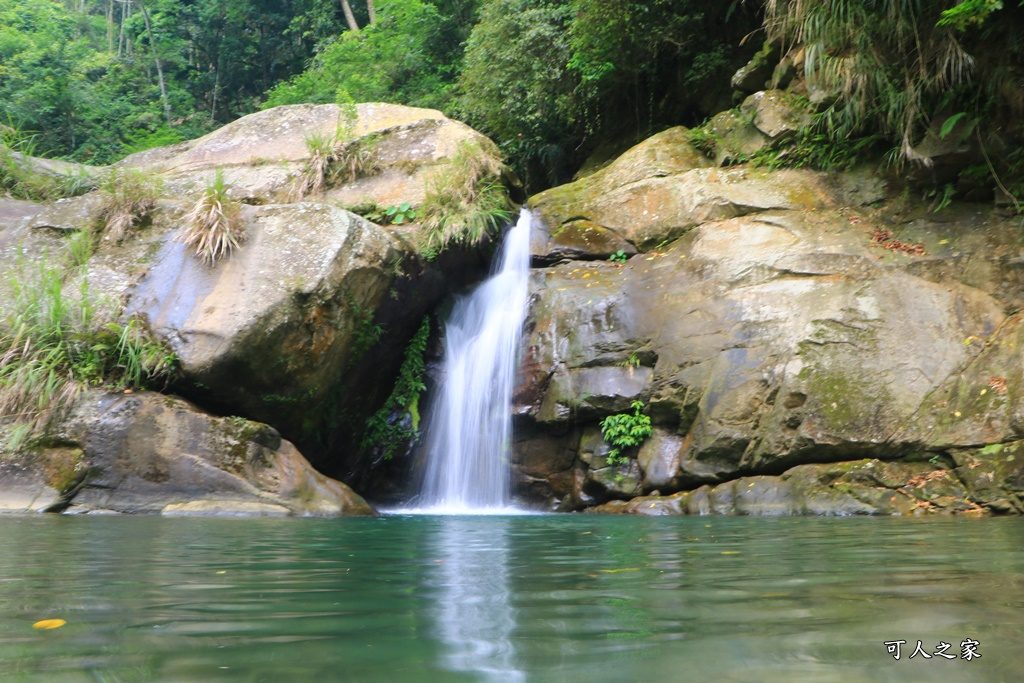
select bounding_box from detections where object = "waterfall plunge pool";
[1,514,1022,682]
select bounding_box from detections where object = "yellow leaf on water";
[721,551,741,555]
[33,619,66,630]
[600,567,641,574]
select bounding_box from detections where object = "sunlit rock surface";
[518,123,1024,515]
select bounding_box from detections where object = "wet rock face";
[0,391,374,516]
[516,125,1024,514]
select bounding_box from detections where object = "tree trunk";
[211,62,221,121]
[367,0,376,24]
[118,0,131,58]
[137,0,172,125]
[107,0,115,52]
[340,0,360,31]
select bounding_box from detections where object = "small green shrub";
[361,317,431,460]
[332,135,381,186]
[618,352,640,368]
[420,140,514,253]
[180,170,245,264]
[297,132,335,198]
[687,125,718,159]
[97,168,162,242]
[600,400,653,466]
[0,252,176,450]
[384,202,418,225]
[65,230,96,269]
[609,249,628,264]
[927,183,956,213]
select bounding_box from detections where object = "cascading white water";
[417,209,533,512]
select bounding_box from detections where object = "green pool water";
[0,514,1021,682]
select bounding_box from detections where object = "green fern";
[599,400,653,466]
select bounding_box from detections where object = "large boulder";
[517,127,1024,513]
[731,42,781,94]
[528,126,878,251]
[119,102,500,209]
[121,202,405,434]
[1,103,502,480]
[0,391,373,516]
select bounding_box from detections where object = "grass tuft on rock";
[180,170,245,264]
[1,127,96,202]
[97,168,162,242]
[0,250,176,451]
[295,126,380,199]
[419,140,514,254]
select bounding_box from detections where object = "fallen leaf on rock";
[989,376,1008,395]
[33,619,66,630]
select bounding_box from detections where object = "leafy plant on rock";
[1,127,96,201]
[295,127,380,199]
[385,202,418,225]
[609,249,628,264]
[600,400,652,466]
[361,316,431,460]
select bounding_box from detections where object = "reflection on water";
[0,515,1023,682]
[430,518,524,682]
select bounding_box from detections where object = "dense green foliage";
[766,1,1020,155]
[265,0,454,110]
[0,0,358,163]
[361,316,430,460]
[759,0,1024,204]
[2,0,1023,195]
[459,0,757,184]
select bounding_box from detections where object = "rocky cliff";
[515,119,1024,516]
[4,96,1024,517]
[1,103,501,515]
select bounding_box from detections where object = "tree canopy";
[1,0,1022,196]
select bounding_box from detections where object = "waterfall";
[417,209,533,512]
